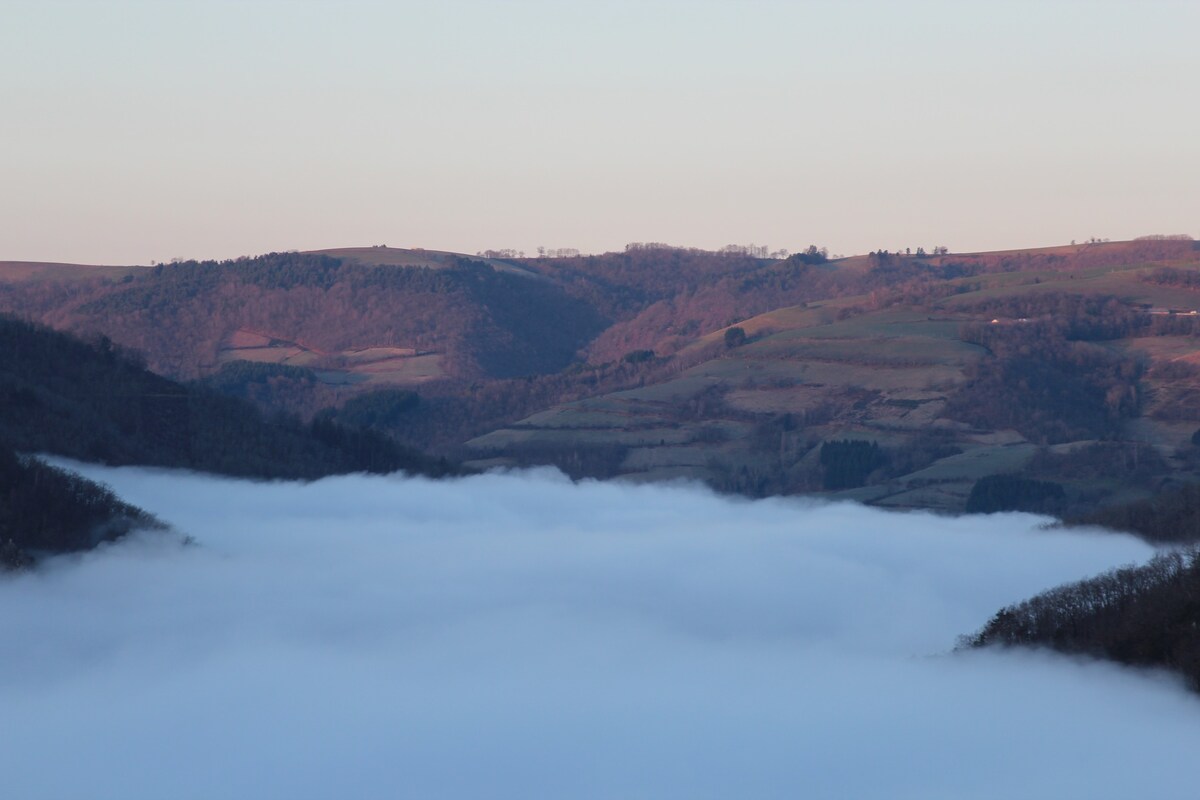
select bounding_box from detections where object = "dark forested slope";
[1070,482,1200,544]
[0,447,165,568]
[964,479,1200,690]
[963,547,1200,691]
[0,315,457,480]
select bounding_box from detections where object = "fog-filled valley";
[4,463,1199,799]
[7,1,1200,796]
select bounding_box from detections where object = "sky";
[2,0,1198,264]
[3,462,1200,798]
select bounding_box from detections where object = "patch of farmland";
[616,465,714,484]
[468,426,696,451]
[725,385,834,414]
[216,346,319,366]
[310,246,540,278]
[898,443,1039,484]
[519,403,673,430]
[870,482,973,511]
[343,347,419,363]
[0,261,147,282]
[1122,336,1200,364]
[355,353,443,384]
[621,445,713,471]
[746,334,979,366]
[609,375,726,403]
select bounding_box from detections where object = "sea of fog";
[3,463,1199,799]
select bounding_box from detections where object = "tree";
[965,474,1066,514]
[819,440,886,489]
[724,326,747,348]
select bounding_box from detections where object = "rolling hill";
[4,237,1200,515]
[0,249,604,384]
[459,239,1200,512]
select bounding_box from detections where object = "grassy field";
[217,338,446,385]
[0,261,149,282]
[309,246,540,278]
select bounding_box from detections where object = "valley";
[4,237,1200,517]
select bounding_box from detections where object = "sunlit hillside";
[4,237,1200,515]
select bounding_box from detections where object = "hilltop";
[4,237,1200,516]
[0,249,602,387]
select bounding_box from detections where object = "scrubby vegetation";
[1070,483,1200,544]
[1028,442,1167,486]
[200,360,321,397]
[950,316,1142,444]
[316,389,421,433]
[488,441,630,481]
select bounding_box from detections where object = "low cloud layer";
[3,464,1199,799]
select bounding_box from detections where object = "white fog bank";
[2,464,1197,799]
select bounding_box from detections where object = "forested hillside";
[963,547,1200,691]
[466,239,1200,511]
[0,251,605,380]
[1070,482,1200,543]
[5,238,1200,515]
[962,472,1200,690]
[0,447,165,568]
[0,315,457,480]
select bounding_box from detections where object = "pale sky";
[3,0,1198,264]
